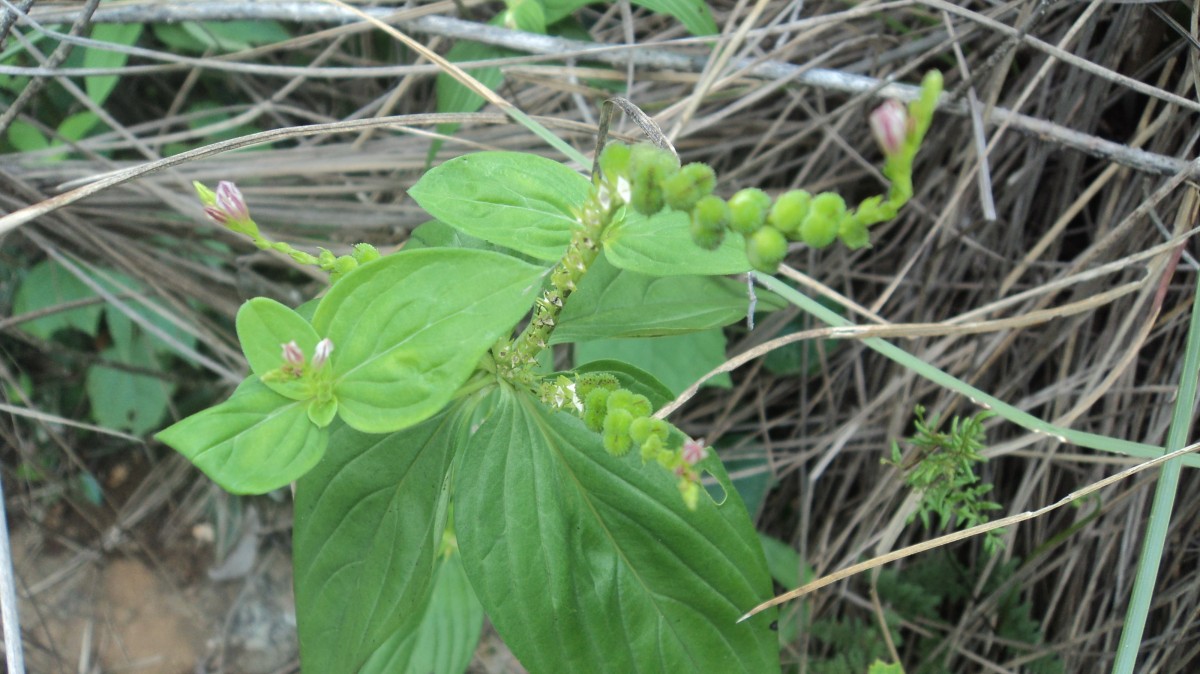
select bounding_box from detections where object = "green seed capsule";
[727,188,772,235]
[691,195,729,250]
[746,225,789,274]
[584,388,611,432]
[603,408,634,456]
[838,215,871,250]
[629,144,681,216]
[663,162,717,212]
[800,192,846,249]
[598,142,633,183]
[630,417,669,445]
[768,190,812,239]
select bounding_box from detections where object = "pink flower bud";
[869,99,908,156]
[215,181,250,222]
[682,438,707,466]
[312,338,334,370]
[202,205,229,225]
[281,340,305,367]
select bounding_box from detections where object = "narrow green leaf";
[312,249,543,432]
[554,252,757,342]
[360,550,485,674]
[294,411,461,674]
[408,152,591,261]
[431,40,509,161]
[574,329,732,396]
[455,387,779,673]
[633,0,719,36]
[155,378,326,494]
[604,208,751,276]
[83,23,143,105]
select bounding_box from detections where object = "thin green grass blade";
[752,272,1200,467]
[1110,266,1200,672]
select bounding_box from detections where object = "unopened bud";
[869,99,908,156]
[312,338,334,370]
[281,340,305,367]
[202,206,229,226]
[215,181,250,222]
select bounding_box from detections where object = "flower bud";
[312,338,334,370]
[281,340,305,367]
[727,188,771,235]
[215,181,249,222]
[193,181,217,207]
[869,99,908,156]
[202,206,229,226]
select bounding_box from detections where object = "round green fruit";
[800,192,846,248]
[727,188,771,235]
[746,225,789,274]
[663,163,717,212]
[768,190,811,238]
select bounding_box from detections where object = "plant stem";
[499,195,606,380]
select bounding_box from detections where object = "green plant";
[885,405,1004,554]
[156,72,941,672]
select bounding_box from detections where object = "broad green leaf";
[360,550,485,674]
[407,220,539,264]
[294,411,460,674]
[83,23,143,105]
[312,249,543,432]
[603,208,752,276]
[554,252,757,342]
[155,378,326,494]
[7,120,49,153]
[504,0,547,33]
[56,111,100,143]
[12,259,104,339]
[87,311,175,434]
[634,0,719,36]
[408,152,591,261]
[235,297,321,399]
[574,329,732,396]
[569,359,675,410]
[455,388,779,673]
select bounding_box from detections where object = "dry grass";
[2,0,1199,672]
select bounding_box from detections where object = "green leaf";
[430,40,509,162]
[633,0,719,36]
[360,550,485,674]
[235,297,321,399]
[554,252,756,342]
[867,660,906,674]
[56,111,100,143]
[574,329,732,396]
[87,312,175,435]
[294,411,461,674]
[408,152,591,261]
[312,249,543,433]
[455,387,779,673]
[542,0,595,24]
[83,23,143,105]
[12,259,104,339]
[155,378,327,494]
[7,120,50,153]
[604,208,751,276]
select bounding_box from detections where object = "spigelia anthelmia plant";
[157,71,943,673]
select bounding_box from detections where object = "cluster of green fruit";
[595,141,866,274]
[593,69,944,275]
[541,373,708,509]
